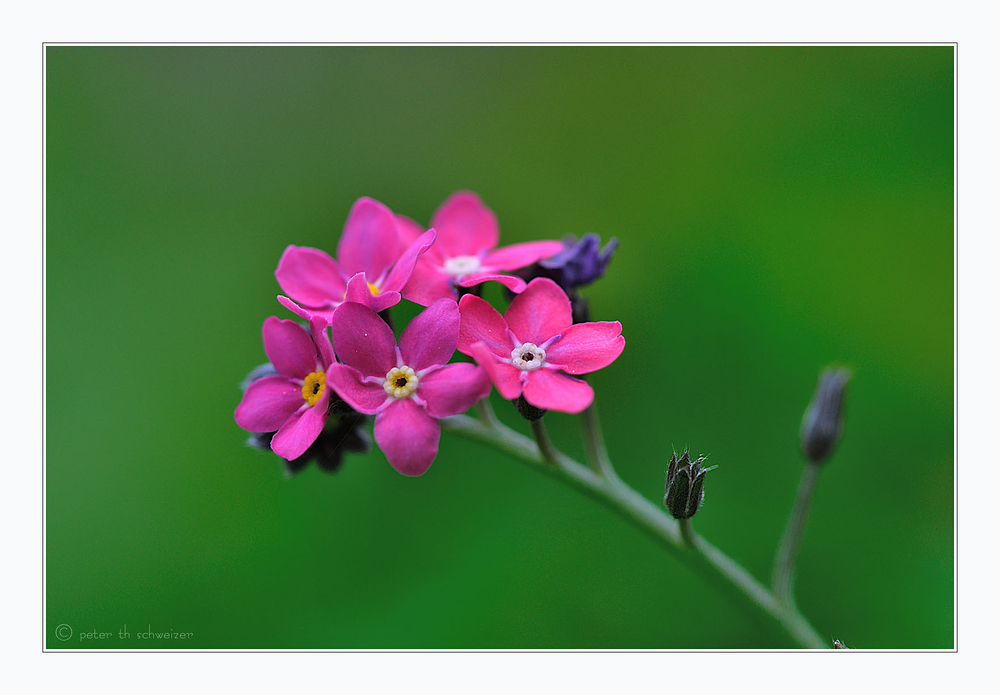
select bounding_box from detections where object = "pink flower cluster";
[236,192,625,476]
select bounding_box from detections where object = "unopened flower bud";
[513,394,547,421]
[538,233,618,293]
[800,367,851,464]
[664,450,713,520]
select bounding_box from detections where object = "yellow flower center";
[383,365,419,399]
[367,282,380,296]
[301,371,326,406]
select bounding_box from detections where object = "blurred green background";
[46,46,953,649]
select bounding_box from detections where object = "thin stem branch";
[679,518,697,549]
[440,413,828,649]
[580,404,619,481]
[529,418,560,467]
[772,461,822,607]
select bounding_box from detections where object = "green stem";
[440,413,828,649]
[679,518,697,549]
[529,418,560,467]
[580,404,618,481]
[772,461,822,607]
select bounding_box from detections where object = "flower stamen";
[301,371,326,406]
[511,343,546,371]
[383,365,419,399]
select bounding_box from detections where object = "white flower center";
[511,343,546,371]
[383,365,419,399]
[443,255,482,277]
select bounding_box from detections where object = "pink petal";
[544,321,625,375]
[469,342,523,400]
[382,229,437,293]
[522,369,594,414]
[325,364,387,414]
[482,240,565,271]
[399,298,460,372]
[262,316,319,379]
[419,362,491,418]
[330,302,397,378]
[504,278,572,346]
[458,295,514,358]
[278,295,335,324]
[455,272,527,294]
[235,375,307,432]
[396,216,444,264]
[271,388,329,460]
[430,191,499,257]
[374,398,441,476]
[395,214,426,247]
[400,261,456,306]
[275,245,347,308]
[309,317,336,369]
[337,197,400,280]
[343,272,401,313]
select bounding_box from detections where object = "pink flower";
[235,316,337,460]
[326,298,492,476]
[458,278,625,414]
[395,191,564,306]
[275,196,436,323]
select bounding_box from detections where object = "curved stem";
[579,404,618,481]
[679,517,697,549]
[772,461,822,607]
[441,413,828,649]
[529,418,560,467]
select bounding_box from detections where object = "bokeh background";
[46,46,953,649]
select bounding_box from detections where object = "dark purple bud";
[800,367,851,464]
[664,450,714,519]
[535,233,618,293]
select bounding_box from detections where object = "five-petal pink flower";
[458,278,625,413]
[396,191,564,306]
[235,316,337,460]
[326,298,491,476]
[276,196,436,323]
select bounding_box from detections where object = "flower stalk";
[443,411,828,649]
[771,461,822,607]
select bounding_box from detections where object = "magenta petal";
[235,376,307,432]
[431,191,500,257]
[337,197,401,279]
[330,302,397,378]
[544,321,625,375]
[482,240,565,271]
[458,295,514,358]
[374,399,440,476]
[271,389,329,460]
[262,316,319,379]
[504,278,573,346]
[382,229,437,293]
[470,342,523,400]
[455,272,527,294]
[401,261,456,306]
[309,317,336,369]
[522,369,594,414]
[343,272,402,313]
[399,298,460,371]
[277,295,336,324]
[275,245,347,307]
[396,215,444,263]
[325,364,387,414]
[420,362,491,418]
